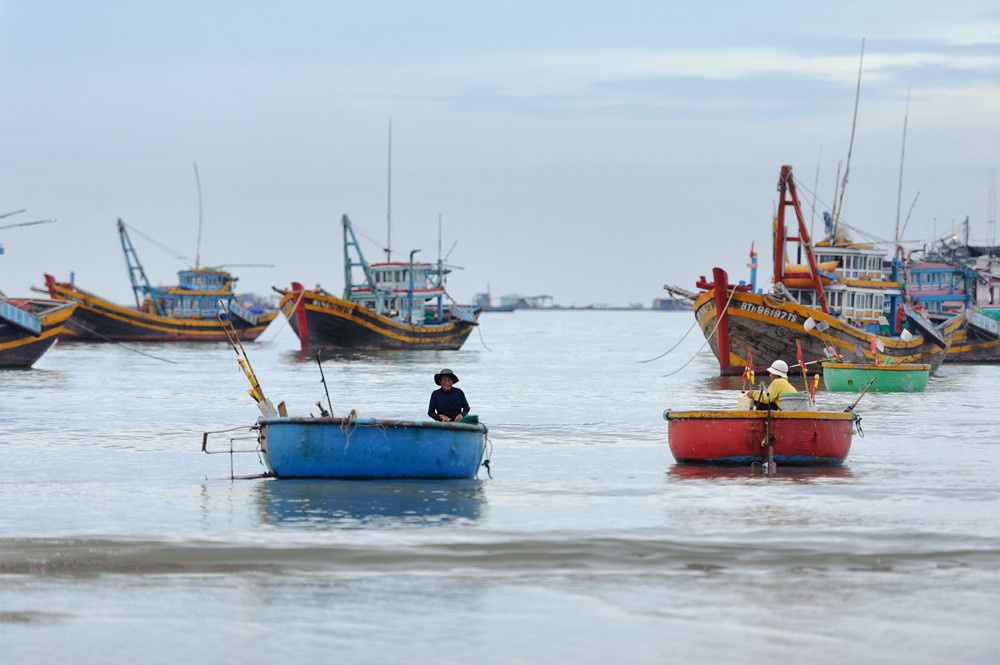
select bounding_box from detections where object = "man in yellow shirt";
[750,360,798,410]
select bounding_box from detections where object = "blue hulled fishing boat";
[203,309,490,481]
[257,415,488,480]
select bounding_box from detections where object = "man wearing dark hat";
[428,368,470,422]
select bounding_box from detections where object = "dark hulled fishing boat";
[276,215,480,351]
[44,220,277,342]
[1,211,77,367]
[0,297,76,368]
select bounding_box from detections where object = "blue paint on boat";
[259,416,488,479]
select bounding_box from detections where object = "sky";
[2,1,999,308]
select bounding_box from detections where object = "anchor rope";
[65,319,177,363]
[662,285,739,378]
[256,288,305,345]
[638,316,698,363]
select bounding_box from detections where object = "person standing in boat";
[749,360,798,410]
[428,368,471,422]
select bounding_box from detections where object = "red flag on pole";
[742,349,754,388]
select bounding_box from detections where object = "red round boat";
[664,409,857,466]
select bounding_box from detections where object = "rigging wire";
[122,222,191,262]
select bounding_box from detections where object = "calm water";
[2,310,998,664]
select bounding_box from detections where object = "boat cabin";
[350,261,449,322]
[782,242,902,332]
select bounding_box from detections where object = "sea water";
[1,310,998,664]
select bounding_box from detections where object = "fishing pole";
[218,301,276,416]
[315,352,334,417]
[844,377,877,412]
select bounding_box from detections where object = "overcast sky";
[3,1,999,307]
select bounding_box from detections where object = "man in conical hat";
[427,368,471,422]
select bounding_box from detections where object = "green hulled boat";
[821,361,930,393]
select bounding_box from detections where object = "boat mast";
[833,39,865,233]
[989,169,997,247]
[894,88,911,246]
[194,162,203,270]
[118,219,163,315]
[386,118,392,263]
[775,165,830,314]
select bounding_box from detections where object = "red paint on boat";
[665,410,855,466]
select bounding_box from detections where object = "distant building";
[652,297,693,311]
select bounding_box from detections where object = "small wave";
[3,533,999,576]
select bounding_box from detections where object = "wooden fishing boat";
[276,215,480,351]
[904,232,1000,363]
[257,416,488,479]
[946,310,1000,363]
[664,408,857,466]
[690,165,960,376]
[43,220,277,342]
[1,211,77,366]
[0,297,77,368]
[821,361,930,392]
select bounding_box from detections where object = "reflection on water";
[255,478,487,528]
[667,463,854,483]
[284,348,478,366]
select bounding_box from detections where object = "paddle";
[844,377,876,412]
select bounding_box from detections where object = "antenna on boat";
[894,87,911,245]
[833,38,865,231]
[194,162,203,270]
[0,216,56,232]
[386,118,392,262]
[988,169,997,247]
[809,149,821,241]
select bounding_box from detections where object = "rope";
[255,288,305,345]
[476,322,493,351]
[341,409,358,449]
[65,320,178,363]
[638,317,698,363]
[481,432,493,479]
[763,293,787,307]
[662,285,738,378]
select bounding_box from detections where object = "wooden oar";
[844,377,877,412]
